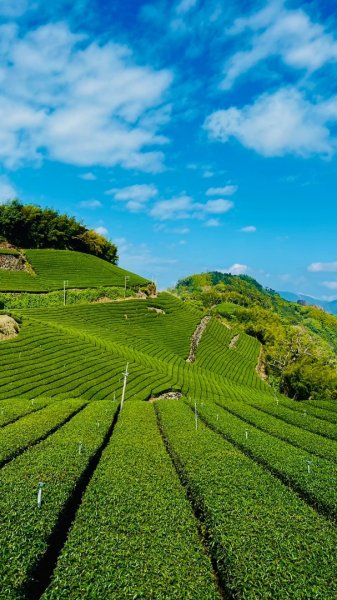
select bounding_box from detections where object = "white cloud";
[0,176,17,204]
[241,225,256,232]
[223,263,248,275]
[206,185,238,196]
[0,22,172,171]
[205,88,337,157]
[176,0,198,15]
[322,281,337,290]
[204,199,233,214]
[308,262,337,272]
[223,1,337,89]
[80,199,102,208]
[95,226,108,236]
[150,194,234,221]
[205,218,221,227]
[80,172,96,181]
[115,237,177,277]
[0,0,27,17]
[107,184,158,213]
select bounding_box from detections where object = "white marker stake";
[307,461,312,475]
[120,363,129,411]
[113,392,116,402]
[245,429,249,440]
[78,441,83,455]
[37,482,44,509]
[194,400,198,431]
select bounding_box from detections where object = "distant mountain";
[279,291,337,315]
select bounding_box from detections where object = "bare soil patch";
[0,315,20,340]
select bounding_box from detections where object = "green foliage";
[0,200,118,263]
[0,286,136,309]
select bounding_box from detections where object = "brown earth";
[0,315,20,340]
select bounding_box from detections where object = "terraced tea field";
[0,249,148,291]
[1,291,337,598]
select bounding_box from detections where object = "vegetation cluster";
[175,272,337,401]
[0,200,118,264]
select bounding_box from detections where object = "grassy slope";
[0,249,149,292]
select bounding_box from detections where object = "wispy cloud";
[0,22,172,171]
[223,0,337,90]
[79,172,96,181]
[0,176,17,204]
[206,185,238,196]
[241,225,256,232]
[94,226,108,236]
[322,281,337,290]
[308,262,337,272]
[80,199,102,209]
[205,218,221,227]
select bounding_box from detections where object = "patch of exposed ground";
[0,315,19,340]
[0,254,29,271]
[149,391,182,403]
[148,306,165,315]
[256,346,268,381]
[186,316,211,364]
[229,334,240,349]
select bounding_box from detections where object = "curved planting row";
[0,401,119,599]
[43,402,221,599]
[156,400,337,599]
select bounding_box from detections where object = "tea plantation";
[0,249,148,291]
[1,253,337,598]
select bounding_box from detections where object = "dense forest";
[175,272,337,401]
[0,200,118,264]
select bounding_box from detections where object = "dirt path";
[186,316,211,364]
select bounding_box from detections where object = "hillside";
[175,272,337,401]
[0,248,149,292]
[0,264,337,597]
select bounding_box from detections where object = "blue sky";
[0,0,336,297]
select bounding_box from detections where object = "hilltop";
[174,271,337,401]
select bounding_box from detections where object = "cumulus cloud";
[150,194,233,221]
[107,184,158,212]
[241,225,256,232]
[0,22,172,171]
[206,185,238,196]
[223,0,337,89]
[308,262,337,272]
[0,176,17,204]
[205,88,337,157]
[222,263,248,275]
